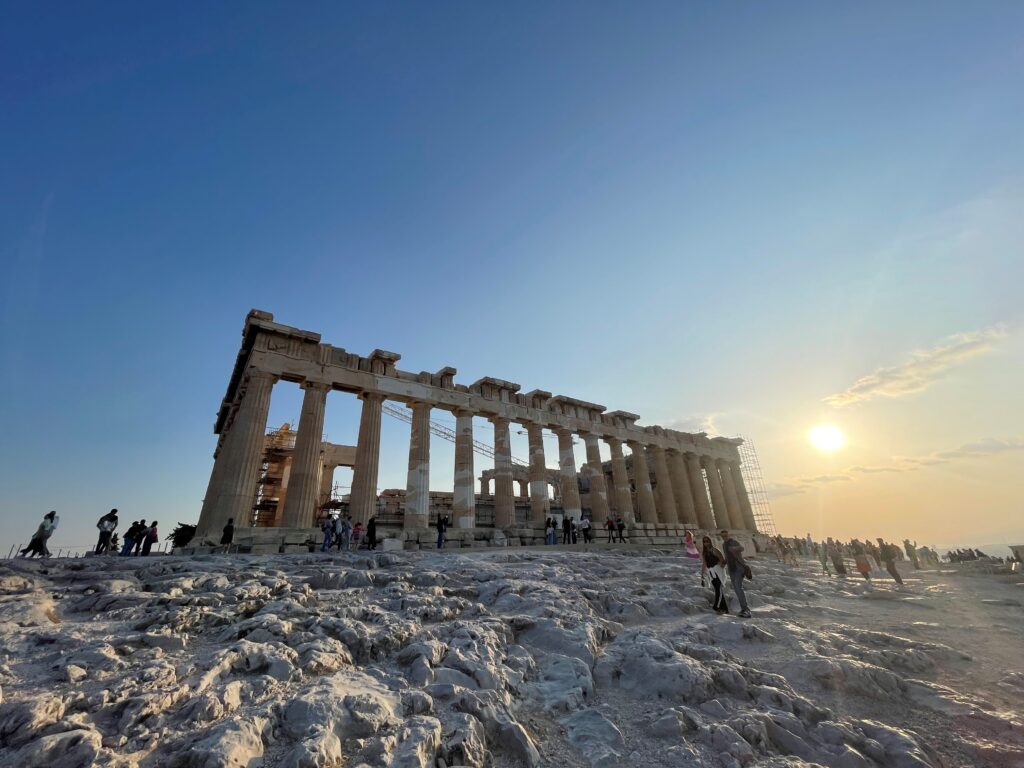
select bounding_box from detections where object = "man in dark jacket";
[720,530,751,618]
[367,517,378,550]
[434,515,446,549]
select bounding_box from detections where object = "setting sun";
[809,423,845,452]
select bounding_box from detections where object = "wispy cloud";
[823,325,1008,408]
[665,413,721,435]
[767,435,1024,498]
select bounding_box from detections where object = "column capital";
[489,415,510,426]
[360,391,386,404]
[452,406,476,418]
[605,436,623,450]
[300,379,331,393]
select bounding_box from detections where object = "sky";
[2,2,1022,555]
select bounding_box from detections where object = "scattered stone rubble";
[0,549,1020,767]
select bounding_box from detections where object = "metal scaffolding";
[382,403,528,467]
[737,436,778,535]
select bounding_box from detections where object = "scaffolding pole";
[737,436,778,536]
[382,403,529,467]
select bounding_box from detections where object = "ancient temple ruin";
[191,310,758,552]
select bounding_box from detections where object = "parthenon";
[191,310,758,551]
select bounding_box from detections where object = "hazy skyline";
[2,3,1022,554]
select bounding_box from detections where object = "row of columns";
[197,368,755,540]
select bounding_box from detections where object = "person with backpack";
[615,515,626,543]
[140,521,159,556]
[121,521,141,556]
[132,520,147,555]
[367,516,378,550]
[720,529,752,618]
[434,514,447,549]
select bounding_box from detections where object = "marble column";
[318,463,336,507]
[730,463,758,531]
[556,428,583,522]
[703,456,733,529]
[627,440,658,524]
[648,445,679,525]
[581,433,611,521]
[606,438,635,524]
[404,402,431,531]
[480,477,491,495]
[197,369,276,540]
[668,449,697,526]
[349,393,384,525]
[492,417,515,528]
[281,381,330,529]
[526,423,550,523]
[452,410,476,529]
[685,453,715,530]
[717,459,745,530]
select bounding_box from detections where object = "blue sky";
[2,2,1022,553]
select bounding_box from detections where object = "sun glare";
[809,423,845,452]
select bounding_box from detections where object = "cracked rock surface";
[0,549,1021,767]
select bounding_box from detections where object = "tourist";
[615,515,626,543]
[904,539,920,570]
[852,540,872,581]
[435,514,447,549]
[132,520,147,555]
[140,520,158,556]
[320,517,334,551]
[700,535,729,613]
[818,539,830,575]
[95,509,119,554]
[683,530,700,559]
[337,516,352,551]
[605,516,615,542]
[878,538,904,585]
[580,516,592,543]
[546,518,557,545]
[367,516,378,550]
[720,530,751,618]
[571,518,578,544]
[352,522,364,550]
[221,518,235,552]
[827,538,847,575]
[20,511,58,558]
[867,539,882,570]
[121,521,141,556]
[562,516,572,544]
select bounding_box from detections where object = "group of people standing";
[19,509,159,558]
[541,514,627,545]
[320,515,376,551]
[118,516,160,556]
[814,536,911,585]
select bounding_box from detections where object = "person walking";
[818,539,831,575]
[904,539,920,570]
[571,518,578,544]
[605,516,615,542]
[321,517,334,551]
[720,530,751,618]
[20,512,58,558]
[367,516,378,550]
[339,516,353,551]
[546,518,557,545]
[132,520,147,555]
[879,539,904,585]
[121,521,140,556]
[700,535,729,613]
[562,516,572,544]
[684,530,701,559]
[140,521,158,556]
[351,522,363,550]
[221,518,235,552]
[615,515,626,543]
[435,514,447,549]
[827,538,847,575]
[95,509,119,554]
[580,516,592,543]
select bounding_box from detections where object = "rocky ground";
[0,546,1022,768]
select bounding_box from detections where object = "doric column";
[281,381,330,528]
[556,428,583,522]
[452,410,476,528]
[318,462,336,507]
[626,440,658,524]
[526,423,550,523]
[717,458,745,530]
[685,453,715,529]
[197,369,276,540]
[606,438,635,524]
[730,463,758,531]
[647,445,678,524]
[480,476,491,495]
[404,401,431,531]
[581,433,611,521]
[491,417,515,528]
[349,393,384,524]
[702,456,733,529]
[668,450,697,526]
